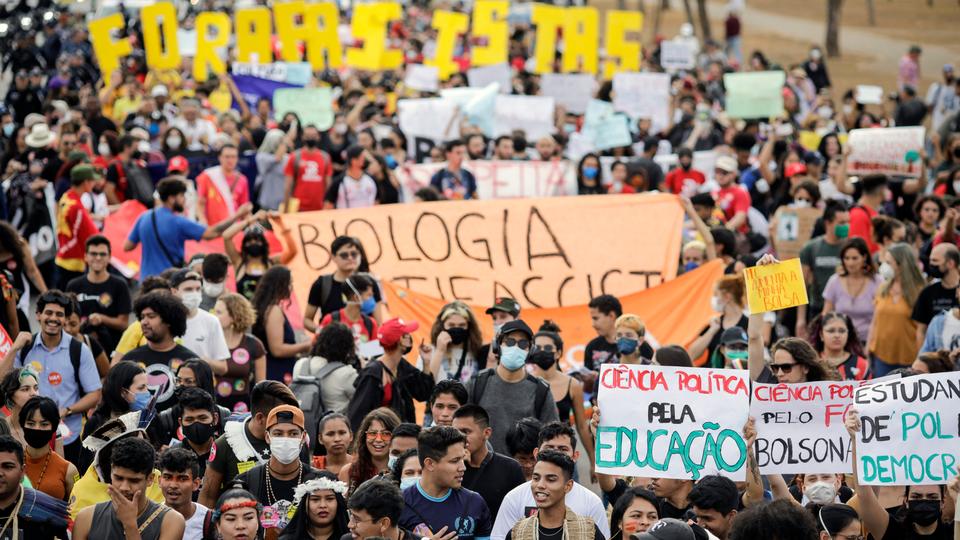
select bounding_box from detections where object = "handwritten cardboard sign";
[744,259,808,313]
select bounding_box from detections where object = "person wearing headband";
[211,487,263,540]
[280,471,350,540]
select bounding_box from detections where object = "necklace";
[32,452,51,488]
[537,524,564,539]
[265,462,302,505]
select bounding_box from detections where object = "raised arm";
[748,255,779,381]
[681,196,716,260]
[200,203,253,240]
[845,408,891,539]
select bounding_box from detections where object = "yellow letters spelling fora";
[193,12,231,82]
[141,3,180,71]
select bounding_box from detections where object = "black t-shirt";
[911,281,959,326]
[659,499,692,520]
[67,274,132,355]
[505,524,604,540]
[307,274,383,318]
[121,344,198,410]
[462,451,526,517]
[881,517,953,540]
[208,419,271,488]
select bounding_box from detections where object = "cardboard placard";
[744,258,809,313]
[771,206,821,260]
[723,71,786,119]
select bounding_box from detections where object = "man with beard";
[124,177,251,278]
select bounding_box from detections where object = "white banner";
[854,372,960,486]
[397,98,461,142]
[404,64,440,93]
[494,95,556,141]
[595,364,750,481]
[540,73,597,115]
[395,160,577,201]
[847,126,925,177]
[613,72,671,133]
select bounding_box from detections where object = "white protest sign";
[596,364,750,480]
[395,160,577,201]
[855,85,884,105]
[540,73,597,115]
[404,64,440,93]
[397,98,461,142]
[660,40,695,71]
[467,63,512,94]
[613,72,671,134]
[494,95,556,140]
[847,126,925,177]
[854,372,960,485]
[751,381,866,474]
[441,84,499,137]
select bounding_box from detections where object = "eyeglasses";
[337,251,360,260]
[533,344,556,353]
[365,430,393,441]
[86,251,109,258]
[836,535,864,540]
[502,338,530,350]
[348,512,375,524]
[770,363,798,374]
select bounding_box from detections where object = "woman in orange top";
[20,396,77,501]
[867,243,926,378]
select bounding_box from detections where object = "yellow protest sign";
[427,11,469,80]
[193,12,231,82]
[603,11,643,79]
[346,2,402,71]
[141,3,180,71]
[531,4,564,74]
[471,1,508,67]
[235,7,272,63]
[88,13,132,77]
[744,259,809,313]
[561,8,599,74]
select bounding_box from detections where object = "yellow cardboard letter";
[305,2,342,70]
[89,14,132,77]
[531,5,564,74]
[346,2,402,71]
[426,11,469,80]
[141,3,180,71]
[471,0,508,67]
[235,7,272,63]
[273,1,308,63]
[561,7,598,74]
[603,11,643,79]
[193,12,231,82]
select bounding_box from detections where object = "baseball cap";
[266,405,305,431]
[498,320,533,342]
[70,164,101,183]
[378,318,420,348]
[785,162,808,178]
[714,155,738,173]
[151,84,169,97]
[167,156,189,173]
[170,268,201,288]
[636,519,696,540]
[720,327,748,346]
[485,297,521,317]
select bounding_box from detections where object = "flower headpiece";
[293,477,349,505]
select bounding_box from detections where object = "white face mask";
[842,104,854,115]
[804,480,837,504]
[953,180,960,194]
[181,291,203,311]
[98,142,111,157]
[203,281,225,298]
[269,436,302,465]
[794,199,812,209]
[167,136,182,149]
[137,140,151,154]
[710,296,725,312]
[878,262,896,281]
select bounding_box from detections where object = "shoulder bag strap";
[150,209,180,268]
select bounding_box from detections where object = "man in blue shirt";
[430,139,477,200]
[124,177,251,278]
[2,290,102,463]
[400,426,493,540]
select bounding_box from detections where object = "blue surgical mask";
[384,154,398,169]
[583,166,599,179]
[3,123,14,138]
[617,337,639,356]
[684,261,699,272]
[361,297,377,316]
[400,476,420,491]
[500,345,527,371]
[388,455,398,470]
[130,390,152,411]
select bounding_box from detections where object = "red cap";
[378,318,420,348]
[168,156,189,173]
[785,162,808,178]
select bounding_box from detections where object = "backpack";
[330,309,374,337]
[316,274,334,313]
[468,368,551,418]
[123,161,156,207]
[18,334,86,398]
[289,359,348,452]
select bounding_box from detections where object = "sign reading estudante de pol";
[88,1,644,82]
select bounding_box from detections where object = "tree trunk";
[696,0,712,40]
[653,0,665,37]
[682,0,696,29]
[825,0,843,57]
[865,0,876,25]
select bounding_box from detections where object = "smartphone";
[774,123,794,137]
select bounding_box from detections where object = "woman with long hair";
[576,153,604,195]
[252,266,312,384]
[279,471,350,540]
[0,221,47,332]
[20,396,78,501]
[807,312,870,381]
[867,243,926,377]
[528,321,596,479]
[912,195,945,243]
[78,361,147,473]
[214,293,267,413]
[295,323,360,415]
[312,413,353,476]
[338,407,400,494]
[0,367,40,447]
[223,213,297,301]
[254,128,292,211]
[428,301,484,383]
[822,237,881,342]
[688,274,748,365]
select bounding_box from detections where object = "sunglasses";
[337,251,361,260]
[502,338,530,350]
[533,344,556,353]
[365,430,393,441]
[770,363,798,374]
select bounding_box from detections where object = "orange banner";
[383,260,724,369]
[285,194,684,310]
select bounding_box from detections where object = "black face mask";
[172,202,185,213]
[22,427,52,449]
[926,264,945,280]
[528,351,555,370]
[446,327,469,345]
[182,422,216,445]
[907,500,941,526]
[953,147,960,159]
[401,344,413,355]
[304,138,319,148]
[245,243,266,257]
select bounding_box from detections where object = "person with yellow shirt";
[112,276,173,359]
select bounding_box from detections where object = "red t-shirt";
[714,185,751,232]
[664,168,707,197]
[55,190,99,272]
[318,309,379,343]
[284,149,333,211]
[849,205,879,254]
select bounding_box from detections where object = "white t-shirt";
[334,173,378,209]
[182,309,231,361]
[183,503,209,540]
[941,310,960,350]
[491,480,609,540]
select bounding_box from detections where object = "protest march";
[0,0,959,539]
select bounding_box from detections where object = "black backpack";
[468,368,551,418]
[17,334,85,397]
[290,360,349,451]
[123,161,156,207]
